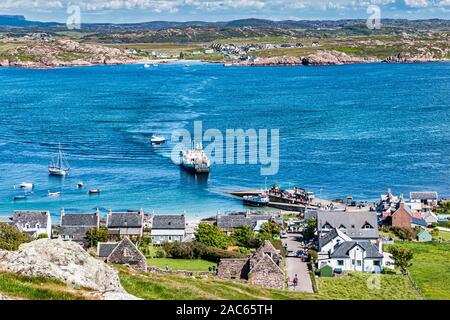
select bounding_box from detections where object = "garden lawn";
[436,231,450,241]
[119,269,320,300]
[317,273,422,300]
[390,241,450,300]
[147,258,216,271]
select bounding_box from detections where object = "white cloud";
[404,0,430,8]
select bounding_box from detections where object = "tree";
[232,225,258,248]
[0,223,32,251]
[303,218,317,241]
[258,221,281,241]
[194,223,232,249]
[86,227,109,248]
[389,245,414,275]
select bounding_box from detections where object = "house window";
[362,222,374,229]
[373,260,381,266]
[357,260,362,266]
[351,224,355,229]
[338,224,346,230]
[169,236,172,241]
[322,222,332,230]
[337,260,344,266]
[123,248,130,257]
[352,259,355,265]
[36,223,40,229]
[25,223,30,229]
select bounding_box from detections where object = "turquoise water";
[0,62,449,220]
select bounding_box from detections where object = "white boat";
[48,191,61,197]
[144,64,151,68]
[77,182,84,188]
[19,182,34,190]
[150,135,166,145]
[48,144,70,177]
[153,64,159,67]
[180,143,210,174]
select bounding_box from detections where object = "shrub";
[155,248,167,258]
[168,242,195,259]
[37,233,48,239]
[270,239,287,257]
[162,241,245,262]
[195,223,232,249]
[86,227,108,248]
[0,223,32,251]
[389,227,418,241]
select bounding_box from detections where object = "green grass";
[317,273,422,300]
[0,272,90,300]
[389,242,450,300]
[436,231,450,241]
[147,258,217,271]
[119,269,320,300]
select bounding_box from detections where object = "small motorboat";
[89,189,101,195]
[77,182,84,188]
[48,191,61,197]
[19,182,34,190]
[243,194,270,207]
[14,195,27,201]
[153,64,159,67]
[144,64,151,68]
[150,135,166,145]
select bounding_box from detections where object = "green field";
[0,272,91,300]
[436,231,450,241]
[119,270,319,300]
[389,242,450,300]
[147,258,217,271]
[317,273,422,300]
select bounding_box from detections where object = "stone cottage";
[216,240,284,290]
[97,236,147,272]
[107,209,144,240]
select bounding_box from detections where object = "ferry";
[243,194,270,207]
[48,144,70,177]
[180,144,210,174]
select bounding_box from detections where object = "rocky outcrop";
[301,50,368,66]
[0,239,139,300]
[3,39,142,69]
[236,56,302,66]
[383,52,449,63]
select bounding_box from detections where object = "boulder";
[302,50,365,66]
[0,239,139,300]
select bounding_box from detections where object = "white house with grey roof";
[107,209,144,240]
[151,214,186,244]
[317,210,379,243]
[410,191,438,206]
[13,210,52,238]
[59,208,100,245]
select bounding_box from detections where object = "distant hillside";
[0,16,449,32]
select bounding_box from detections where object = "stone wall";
[147,266,212,277]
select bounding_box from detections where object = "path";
[282,233,314,293]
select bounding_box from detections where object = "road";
[282,233,314,293]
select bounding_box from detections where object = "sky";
[0,0,449,23]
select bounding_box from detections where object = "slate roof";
[411,217,428,227]
[217,213,273,229]
[98,242,118,257]
[410,192,438,201]
[317,211,379,239]
[330,241,383,259]
[108,211,143,228]
[152,215,185,229]
[61,213,98,227]
[13,211,49,226]
[0,216,13,224]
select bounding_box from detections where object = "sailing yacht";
[48,144,70,176]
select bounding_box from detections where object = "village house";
[107,209,144,240]
[12,210,52,238]
[151,214,186,244]
[217,240,284,290]
[59,208,100,246]
[383,199,427,229]
[410,191,438,207]
[0,216,13,225]
[216,212,283,235]
[416,227,432,242]
[97,237,147,272]
[317,210,379,243]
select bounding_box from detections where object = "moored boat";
[243,194,270,207]
[89,189,101,194]
[48,191,61,197]
[14,195,27,201]
[77,182,84,188]
[48,144,70,177]
[19,182,34,190]
[150,135,166,145]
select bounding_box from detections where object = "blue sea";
[0,62,449,220]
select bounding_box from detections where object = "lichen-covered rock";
[302,50,366,66]
[0,239,139,300]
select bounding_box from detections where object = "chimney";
[96,208,100,229]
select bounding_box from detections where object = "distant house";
[423,211,438,226]
[12,210,52,238]
[326,241,384,273]
[317,211,379,243]
[151,215,186,244]
[0,216,14,225]
[217,240,284,290]
[410,192,438,206]
[98,237,147,272]
[389,203,412,228]
[416,228,432,242]
[107,209,144,240]
[59,208,100,245]
[216,212,283,235]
